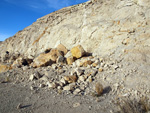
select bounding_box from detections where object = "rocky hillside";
[0,0,150,112]
[0,0,150,61]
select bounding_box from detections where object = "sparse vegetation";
[116,97,150,113]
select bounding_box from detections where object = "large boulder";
[32,53,54,68]
[71,45,86,59]
[49,49,63,62]
[32,49,63,67]
[56,44,68,55]
[12,57,33,68]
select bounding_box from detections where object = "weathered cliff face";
[0,0,150,62]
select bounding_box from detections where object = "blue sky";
[0,0,88,41]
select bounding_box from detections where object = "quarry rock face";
[0,0,150,66]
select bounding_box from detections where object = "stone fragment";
[29,74,35,81]
[17,103,22,109]
[60,78,66,84]
[63,85,71,91]
[32,53,54,67]
[49,49,63,62]
[39,84,45,88]
[47,82,57,89]
[0,63,11,73]
[57,44,68,55]
[30,86,36,90]
[56,56,66,64]
[92,63,98,67]
[80,60,93,67]
[12,57,33,68]
[52,64,57,70]
[64,51,72,58]
[34,71,42,79]
[71,45,86,58]
[87,76,93,83]
[63,83,75,91]
[66,56,75,65]
[64,75,77,83]
[75,68,84,76]
[78,76,85,82]
[22,66,28,71]
[113,65,119,70]
[98,68,103,72]
[73,88,81,95]
[40,76,49,82]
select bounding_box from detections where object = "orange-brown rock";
[32,53,54,68]
[12,57,33,68]
[66,56,75,65]
[71,45,86,59]
[98,68,103,72]
[0,63,11,73]
[92,63,98,67]
[80,60,93,67]
[64,75,77,83]
[57,44,68,55]
[49,49,63,62]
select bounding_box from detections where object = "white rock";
[39,84,45,88]
[30,86,35,90]
[73,88,81,95]
[63,85,72,91]
[60,78,66,84]
[75,60,81,67]
[29,74,35,81]
[63,83,75,91]
[64,51,72,58]
[79,76,85,82]
[40,76,49,82]
[52,64,57,70]
[72,62,77,67]
[47,82,56,88]
[22,66,28,71]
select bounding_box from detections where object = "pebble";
[73,102,80,108]
[29,74,35,81]
[22,66,28,71]
[73,88,81,95]
[78,76,85,82]
[40,76,48,82]
[60,78,66,84]
[52,64,57,70]
[47,82,55,88]
[75,68,84,76]
[87,76,93,83]
[39,84,45,88]
[17,103,22,109]
[63,83,75,91]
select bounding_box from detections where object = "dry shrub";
[116,97,150,113]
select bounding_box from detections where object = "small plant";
[116,97,150,113]
[91,82,103,97]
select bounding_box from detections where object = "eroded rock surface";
[0,0,150,113]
